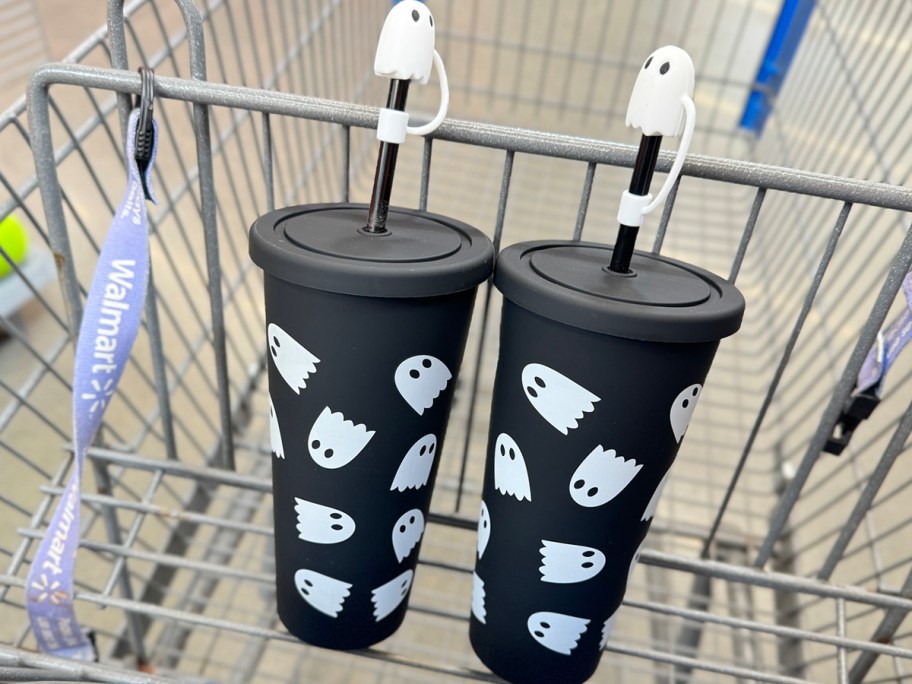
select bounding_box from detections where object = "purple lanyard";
[857,271,912,396]
[26,108,157,660]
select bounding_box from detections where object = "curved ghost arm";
[406,51,449,137]
[642,94,695,215]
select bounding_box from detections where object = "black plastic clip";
[133,67,155,201]
[823,388,881,455]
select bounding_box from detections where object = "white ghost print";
[295,498,356,545]
[391,434,437,491]
[494,433,531,502]
[670,383,702,443]
[641,470,670,522]
[570,445,642,508]
[294,568,351,618]
[308,407,375,469]
[267,323,319,395]
[539,540,606,584]
[522,363,600,435]
[599,612,618,649]
[392,509,425,562]
[395,355,451,415]
[374,0,436,85]
[372,569,414,621]
[627,539,646,587]
[268,394,284,459]
[477,500,491,559]
[626,46,695,137]
[471,572,486,624]
[527,611,590,655]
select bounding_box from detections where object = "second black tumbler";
[250,203,493,649]
[470,240,744,683]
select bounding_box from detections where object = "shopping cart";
[2,0,912,681]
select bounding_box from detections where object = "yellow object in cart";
[0,214,28,278]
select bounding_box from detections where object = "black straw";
[365,79,411,233]
[609,134,663,273]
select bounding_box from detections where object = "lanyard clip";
[823,389,881,455]
[133,67,155,201]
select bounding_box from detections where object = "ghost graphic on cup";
[294,498,355,545]
[392,509,425,563]
[539,540,606,584]
[569,445,642,508]
[494,433,531,501]
[267,323,319,395]
[522,363,600,435]
[294,568,351,618]
[268,394,284,459]
[395,355,451,415]
[477,500,491,559]
[471,572,487,624]
[527,611,590,655]
[307,407,375,469]
[670,383,702,443]
[391,434,437,491]
[372,569,414,621]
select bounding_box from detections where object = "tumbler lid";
[494,240,744,343]
[249,203,494,298]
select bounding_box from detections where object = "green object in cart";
[0,214,29,278]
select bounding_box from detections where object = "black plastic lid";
[495,240,745,343]
[249,203,494,298]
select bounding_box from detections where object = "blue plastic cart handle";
[740,0,816,136]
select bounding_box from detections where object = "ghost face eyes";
[525,373,547,399]
[409,6,433,25]
[643,54,671,75]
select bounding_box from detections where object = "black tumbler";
[469,241,744,683]
[249,203,493,649]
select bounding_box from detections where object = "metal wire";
[3,0,912,682]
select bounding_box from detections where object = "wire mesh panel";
[2,1,912,683]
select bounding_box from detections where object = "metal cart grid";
[2,0,912,682]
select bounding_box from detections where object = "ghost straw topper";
[366,0,449,234]
[610,46,696,274]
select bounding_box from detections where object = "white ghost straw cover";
[374,1,435,84]
[373,1,449,140]
[627,46,694,137]
[619,45,697,224]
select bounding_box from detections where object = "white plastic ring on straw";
[406,50,449,137]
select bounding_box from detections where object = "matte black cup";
[469,241,744,683]
[250,204,493,649]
